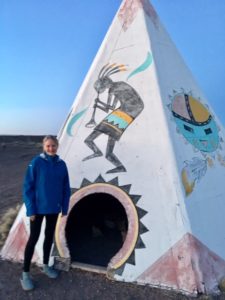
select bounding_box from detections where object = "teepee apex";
[118,0,159,31]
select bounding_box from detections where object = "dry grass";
[0,205,21,248]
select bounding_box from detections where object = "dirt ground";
[0,136,225,300]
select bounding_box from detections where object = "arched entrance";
[65,193,128,267]
[55,181,141,271]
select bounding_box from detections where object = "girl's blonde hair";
[42,135,59,146]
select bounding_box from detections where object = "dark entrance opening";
[65,193,128,267]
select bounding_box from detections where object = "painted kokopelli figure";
[83,64,144,174]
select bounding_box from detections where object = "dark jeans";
[23,214,58,272]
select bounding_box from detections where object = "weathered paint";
[137,233,225,295]
[118,0,158,30]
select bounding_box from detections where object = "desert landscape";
[0,136,224,300]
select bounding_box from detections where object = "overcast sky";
[1,0,225,135]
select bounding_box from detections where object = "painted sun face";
[171,93,219,152]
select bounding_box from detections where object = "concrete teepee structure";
[2,0,225,296]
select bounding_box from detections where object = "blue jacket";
[23,153,71,216]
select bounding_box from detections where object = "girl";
[21,135,70,291]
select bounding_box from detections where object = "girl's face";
[43,139,58,156]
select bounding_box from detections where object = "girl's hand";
[30,215,36,221]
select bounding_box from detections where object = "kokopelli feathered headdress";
[98,63,127,79]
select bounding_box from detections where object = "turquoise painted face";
[171,93,220,153]
[174,117,219,152]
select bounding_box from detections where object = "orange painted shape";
[137,233,225,295]
[189,96,210,122]
[181,168,195,196]
[112,110,133,124]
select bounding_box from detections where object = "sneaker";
[20,272,34,291]
[42,265,59,279]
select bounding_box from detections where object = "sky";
[1,0,225,135]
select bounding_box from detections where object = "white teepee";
[2,0,225,296]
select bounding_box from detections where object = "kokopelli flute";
[85,94,100,128]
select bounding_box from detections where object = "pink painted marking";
[137,233,225,295]
[172,94,191,120]
[1,220,39,262]
[118,0,158,31]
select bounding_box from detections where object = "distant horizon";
[0,134,46,136]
